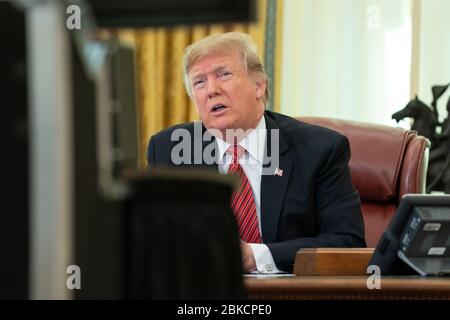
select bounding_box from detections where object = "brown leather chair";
[297,117,430,247]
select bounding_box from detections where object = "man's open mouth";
[211,104,226,112]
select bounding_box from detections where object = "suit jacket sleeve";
[267,134,366,272]
[147,135,156,169]
[146,132,174,169]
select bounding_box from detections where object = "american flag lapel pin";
[274,167,283,177]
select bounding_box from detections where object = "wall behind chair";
[280,0,450,126]
[411,0,450,124]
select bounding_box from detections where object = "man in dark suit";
[147,32,366,273]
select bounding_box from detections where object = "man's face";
[188,51,266,135]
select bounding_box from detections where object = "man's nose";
[206,78,221,97]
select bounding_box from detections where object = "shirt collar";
[214,115,266,164]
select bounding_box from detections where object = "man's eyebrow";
[190,72,204,80]
[190,64,229,79]
[212,64,228,72]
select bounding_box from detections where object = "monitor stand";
[397,250,450,277]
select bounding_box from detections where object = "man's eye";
[219,71,232,79]
[193,80,205,88]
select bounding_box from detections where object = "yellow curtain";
[115,1,274,168]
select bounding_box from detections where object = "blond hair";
[183,32,269,105]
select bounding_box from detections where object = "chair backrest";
[297,117,430,247]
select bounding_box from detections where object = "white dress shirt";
[214,116,283,273]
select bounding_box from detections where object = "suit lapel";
[260,113,292,243]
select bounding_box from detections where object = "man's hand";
[240,240,257,273]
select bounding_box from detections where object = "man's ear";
[254,76,267,99]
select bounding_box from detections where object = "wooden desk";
[244,276,450,300]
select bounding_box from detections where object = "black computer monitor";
[369,194,450,276]
[0,1,29,299]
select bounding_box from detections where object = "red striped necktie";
[227,145,262,243]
